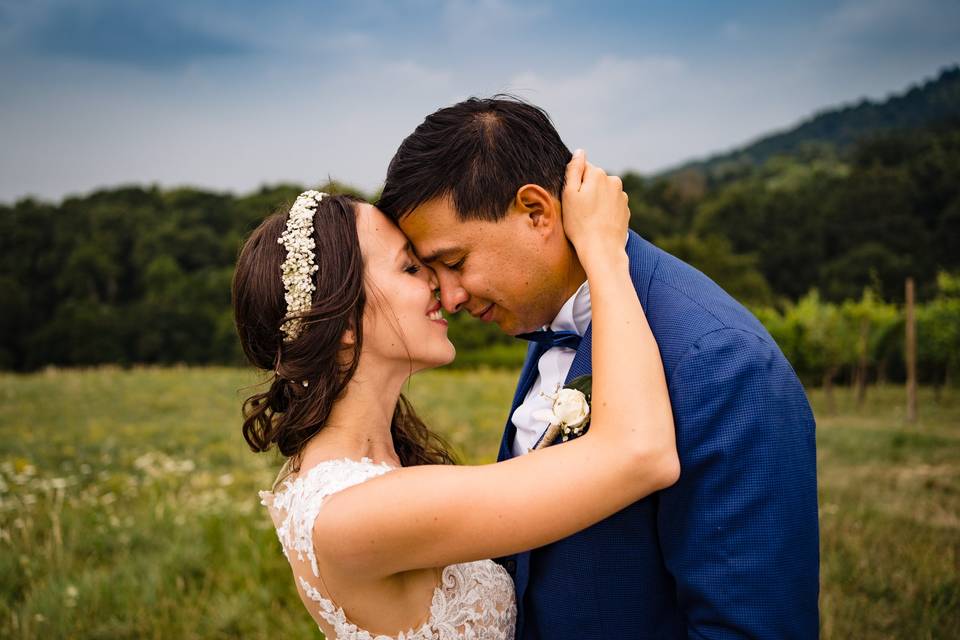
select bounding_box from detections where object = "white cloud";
[501,55,795,175]
[0,55,466,202]
[507,55,686,149]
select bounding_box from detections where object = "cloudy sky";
[1,0,959,203]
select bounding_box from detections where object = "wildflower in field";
[65,585,78,608]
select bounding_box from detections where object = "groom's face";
[398,196,565,336]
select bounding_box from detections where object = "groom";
[378,97,819,638]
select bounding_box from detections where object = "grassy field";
[0,367,957,639]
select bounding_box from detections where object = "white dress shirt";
[511,280,592,457]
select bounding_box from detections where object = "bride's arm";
[316,151,678,577]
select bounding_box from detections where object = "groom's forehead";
[402,196,461,230]
[399,201,472,256]
[401,211,464,262]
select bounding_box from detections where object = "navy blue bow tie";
[515,329,582,351]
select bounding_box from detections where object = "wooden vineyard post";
[905,277,917,423]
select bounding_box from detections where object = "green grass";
[811,386,960,639]
[0,367,957,638]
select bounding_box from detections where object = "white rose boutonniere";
[531,375,593,450]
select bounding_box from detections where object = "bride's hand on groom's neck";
[560,149,630,274]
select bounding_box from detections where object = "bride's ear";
[514,184,561,233]
[336,324,358,367]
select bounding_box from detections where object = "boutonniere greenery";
[531,375,593,450]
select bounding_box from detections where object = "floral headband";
[277,190,326,342]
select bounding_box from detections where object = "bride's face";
[355,203,455,371]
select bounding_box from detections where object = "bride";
[231,151,679,639]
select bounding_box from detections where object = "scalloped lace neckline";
[295,456,399,476]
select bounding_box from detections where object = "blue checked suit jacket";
[495,230,819,639]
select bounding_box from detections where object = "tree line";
[1,122,958,388]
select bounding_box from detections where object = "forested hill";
[2,66,959,373]
[663,65,960,182]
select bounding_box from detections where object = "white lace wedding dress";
[259,457,517,639]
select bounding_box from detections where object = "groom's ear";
[514,184,562,234]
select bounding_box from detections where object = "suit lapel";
[565,323,593,384]
[558,230,656,432]
[626,229,657,309]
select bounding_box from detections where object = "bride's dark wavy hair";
[231,193,457,470]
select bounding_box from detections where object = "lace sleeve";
[259,458,396,579]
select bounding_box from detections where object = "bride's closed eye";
[403,249,428,276]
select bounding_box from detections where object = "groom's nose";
[437,275,469,314]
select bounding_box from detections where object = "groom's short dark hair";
[378,95,572,223]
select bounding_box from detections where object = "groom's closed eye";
[419,247,464,268]
[444,257,466,271]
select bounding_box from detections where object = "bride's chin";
[441,343,456,366]
[416,343,456,371]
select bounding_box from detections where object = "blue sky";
[1,0,959,203]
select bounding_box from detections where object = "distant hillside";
[662,65,960,182]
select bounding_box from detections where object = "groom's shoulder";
[627,233,776,371]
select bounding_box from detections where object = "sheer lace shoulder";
[258,457,516,640]
[259,457,395,579]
